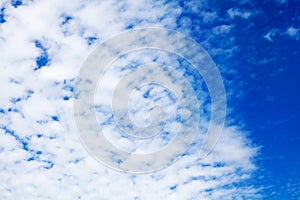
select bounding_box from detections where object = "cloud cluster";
[0,0,260,199]
[264,26,300,42]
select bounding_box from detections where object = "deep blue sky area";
[228,2,299,199]
[179,0,299,199]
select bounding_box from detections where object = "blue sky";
[0,0,299,199]
[188,1,299,199]
[174,0,300,198]
[199,1,300,199]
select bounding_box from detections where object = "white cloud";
[201,11,218,24]
[212,24,233,35]
[264,27,300,42]
[264,28,280,42]
[0,0,260,199]
[286,27,300,40]
[227,8,252,19]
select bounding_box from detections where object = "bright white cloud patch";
[0,0,260,199]
[286,27,300,40]
[227,8,252,19]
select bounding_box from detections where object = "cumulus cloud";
[286,27,300,40]
[227,8,253,19]
[264,27,299,41]
[0,0,260,199]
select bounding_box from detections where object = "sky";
[0,0,299,199]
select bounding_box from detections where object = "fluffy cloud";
[0,0,260,199]
[264,27,300,42]
[286,27,300,40]
[227,8,253,19]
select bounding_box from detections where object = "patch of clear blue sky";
[34,40,50,71]
[0,7,6,24]
[176,0,299,199]
[11,0,22,8]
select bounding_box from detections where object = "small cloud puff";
[212,24,233,35]
[264,27,300,42]
[286,27,300,40]
[264,29,280,42]
[227,8,252,19]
